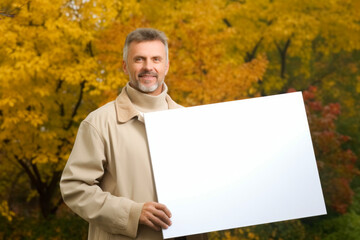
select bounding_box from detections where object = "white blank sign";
[144,92,326,239]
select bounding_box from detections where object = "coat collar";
[115,86,182,123]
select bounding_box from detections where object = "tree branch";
[245,37,264,62]
[47,171,61,194]
[15,156,43,194]
[65,80,86,130]
[87,41,94,57]
[0,0,29,19]
[51,197,64,214]
[0,11,15,18]
[275,38,291,79]
[223,18,232,28]
[31,163,44,193]
[55,79,64,93]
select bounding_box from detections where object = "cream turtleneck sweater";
[126,83,169,115]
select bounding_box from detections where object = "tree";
[0,0,138,218]
[216,0,359,95]
[299,86,358,214]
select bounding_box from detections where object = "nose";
[143,59,154,71]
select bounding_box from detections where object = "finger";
[140,209,162,231]
[157,211,172,227]
[155,203,172,218]
[153,204,172,226]
[144,217,161,231]
[148,212,171,230]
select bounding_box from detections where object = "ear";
[123,60,129,75]
[165,60,170,75]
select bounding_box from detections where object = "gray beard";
[139,81,160,93]
[130,79,163,93]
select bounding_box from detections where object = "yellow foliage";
[0,0,138,217]
[26,190,39,202]
[0,201,15,222]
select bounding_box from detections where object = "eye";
[153,57,161,63]
[134,57,143,62]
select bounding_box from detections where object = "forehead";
[128,40,166,57]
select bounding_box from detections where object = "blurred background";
[0,0,359,239]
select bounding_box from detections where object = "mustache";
[138,71,158,77]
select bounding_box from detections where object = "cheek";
[129,66,140,75]
[159,65,168,75]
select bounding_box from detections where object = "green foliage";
[0,212,87,240]
[304,189,360,240]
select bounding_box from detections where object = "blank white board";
[144,92,326,239]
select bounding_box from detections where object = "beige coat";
[60,86,207,240]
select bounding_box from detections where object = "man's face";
[123,40,169,96]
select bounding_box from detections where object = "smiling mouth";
[139,75,156,78]
[138,71,158,78]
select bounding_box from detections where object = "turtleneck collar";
[115,83,183,124]
[126,82,169,113]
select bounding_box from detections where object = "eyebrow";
[133,55,163,60]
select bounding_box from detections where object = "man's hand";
[139,202,172,231]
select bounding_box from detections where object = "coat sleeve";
[60,121,144,238]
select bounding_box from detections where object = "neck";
[126,82,168,113]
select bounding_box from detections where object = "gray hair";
[123,28,169,63]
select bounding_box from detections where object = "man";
[60,28,207,240]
